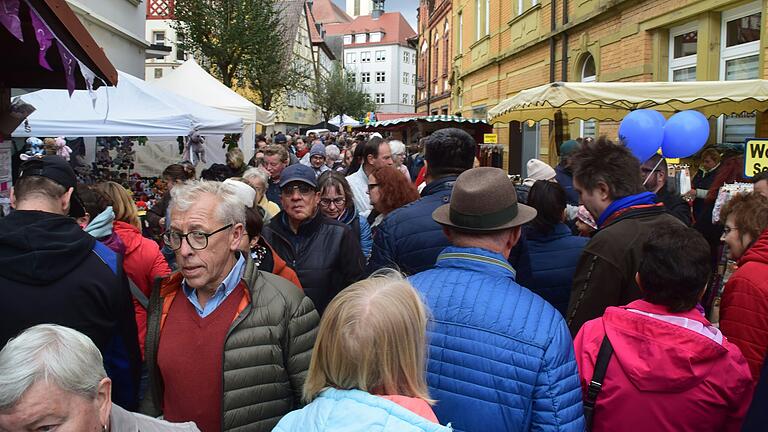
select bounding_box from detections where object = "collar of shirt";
[182,253,246,318]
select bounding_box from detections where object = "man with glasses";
[141,180,319,432]
[640,154,691,225]
[263,164,365,314]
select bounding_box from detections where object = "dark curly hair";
[424,128,476,178]
[370,166,420,215]
[570,136,644,200]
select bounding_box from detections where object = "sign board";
[483,133,498,144]
[744,138,768,178]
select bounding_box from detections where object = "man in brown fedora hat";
[409,167,585,432]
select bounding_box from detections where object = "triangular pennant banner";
[57,40,78,96]
[28,3,54,70]
[78,60,98,108]
[0,0,23,41]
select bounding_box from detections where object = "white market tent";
[154,59,275,126]
[329,114,360,128]
[12,71,243,137]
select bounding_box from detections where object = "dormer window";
[344,35,353,45]
[370,32,383,42]
[355,33,367,43]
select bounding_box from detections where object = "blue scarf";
[597,192,656,228]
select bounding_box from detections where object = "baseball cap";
[279,164,317,189]
[18,155,85,217]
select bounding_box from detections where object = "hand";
[683,190,696,201]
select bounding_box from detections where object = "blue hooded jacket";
[409,247,585,432]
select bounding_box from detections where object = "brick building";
[416,0,453,115]
[452,0,768,173]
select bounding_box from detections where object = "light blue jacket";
[273,388,452,432]
[409,247,585,432]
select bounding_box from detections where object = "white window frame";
[346,52,356,64]
[376,50,385,61]
[668,22,698,82]
[152,31,165,45]
[375,71,386,83]
[475,0,481,41]
[403,72,409,84]
[344,35,353,45]
[370,32,382,43]
[402,93,409,104]
[361,72,371,83]
[580,56,597,138]
[718,1,761,145]
[361,51,371,62]
[355,33,367,44]
[458,11,463,53]
[375,93,385,104]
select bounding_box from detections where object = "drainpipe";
[549,0,556,82]
[426,32,432,115]
[561,0,569,81]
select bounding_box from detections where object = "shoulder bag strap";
[584,335,614,431]
[127,277,149,310]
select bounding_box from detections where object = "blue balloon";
[619,109,664,163]
[661,110,710,158]
[647,110,667,129]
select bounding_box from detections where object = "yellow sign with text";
[745,139,768,178]
[484,134,498,144]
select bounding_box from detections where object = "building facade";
[67,0,148,78]
[326,8,417,113]
[346,0,373,18]
[416,0,453,115]
[144,0,184,82]
[453,0,768,174]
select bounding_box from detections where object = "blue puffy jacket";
[517,224,589,317]
[409,247,585,432]
[555,164,579,206]
[367,176,456,275]
[274,388,451,432]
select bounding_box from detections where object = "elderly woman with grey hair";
[388,140,411,180]
[0,324,200,431]
[242,167,280,219]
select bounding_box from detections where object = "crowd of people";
[0,127,767,432]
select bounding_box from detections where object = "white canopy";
[13,71,243,137]
[329,114,360,128]
[155,59,276,126]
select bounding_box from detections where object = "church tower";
[345,0,373,18]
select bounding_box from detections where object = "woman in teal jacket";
[273,272,451,432]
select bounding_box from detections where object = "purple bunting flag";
[29,4,54,70]
[57,40,78,95]
[0,0,23,41]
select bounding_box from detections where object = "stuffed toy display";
[182,130,206,167]
[20,137,44,160]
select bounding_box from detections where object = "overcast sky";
[332,0,418,30]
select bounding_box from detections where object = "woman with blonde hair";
[96,181,170,356]
[274,273,451,432]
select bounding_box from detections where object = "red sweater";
[157,283,245,432]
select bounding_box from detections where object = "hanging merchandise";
[477,144,504,168]
[712,182,754,224]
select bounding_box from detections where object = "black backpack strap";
[127,277,149,310]
[584,335,614,431]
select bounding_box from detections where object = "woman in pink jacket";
[98,181,170,357]
[574,225,753,432]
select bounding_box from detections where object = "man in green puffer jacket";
[140,180,319,432]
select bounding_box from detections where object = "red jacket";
[720,228,768,381]
[574,300,753,432]
[113,221,171,356]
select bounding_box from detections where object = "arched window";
[580,55,597,138]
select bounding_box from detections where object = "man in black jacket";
[641,154,691,226]
[0,156,141,409]
[263,164,364,314]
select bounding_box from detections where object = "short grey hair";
[0,324,106,410]
[243,167,269,185]
[325,145,340,162]
[170,180,246,226]
[389,140,405,155]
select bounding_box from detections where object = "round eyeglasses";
[320,197,345,208]
[163,224,232,251]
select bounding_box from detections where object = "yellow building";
[452,0,768,173]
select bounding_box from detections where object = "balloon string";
[643,157,665,186]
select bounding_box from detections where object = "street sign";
[484,133,498,144]
[744,138,768,178]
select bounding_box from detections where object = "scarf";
[597,192,657,228]
[84,206,115,239]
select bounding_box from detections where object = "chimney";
[372,0,384,19]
